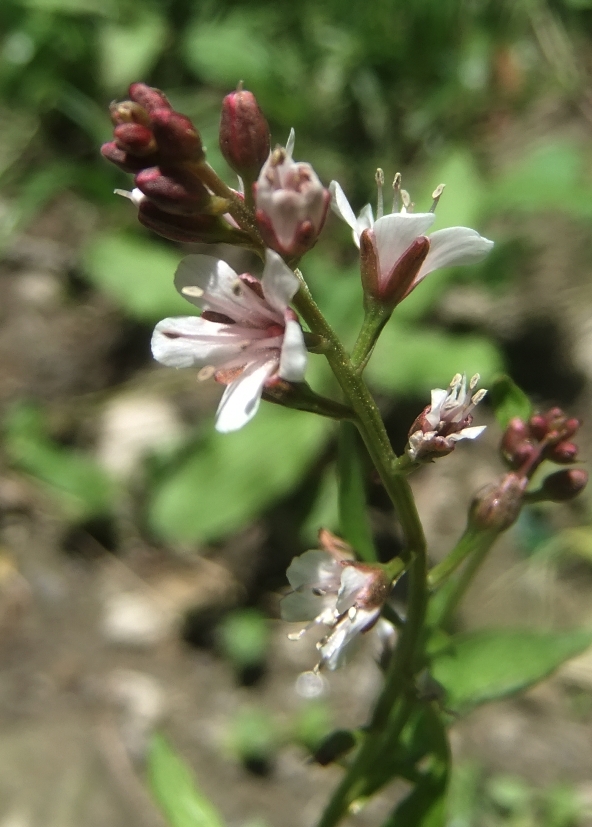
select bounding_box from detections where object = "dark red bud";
[470,473,526,532]
[501,417,529,453]
[546,440,578,464]
[381,236,431,306]
[114,123,157,156]
[528,414,548,440]
[138,200,250,245]
[100,141,148,173]
[109,100,151,127]
[538,468,588,502]
[219,88,271,181]
[150,108,204,162]
[128,83,171,114]
[360,229,380,302]
[135,167,211,215]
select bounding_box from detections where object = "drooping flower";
[151,249,308,433]
[407,373,487,461]
[281,531,392,670]
[255,130,330,258]
[329,177,493,306]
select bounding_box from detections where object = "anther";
[401,189,412,213]
[392,172,402,213]
[430,183,445,213]
[197,365,216,381]
[181,285,204,298]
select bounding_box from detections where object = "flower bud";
[137,200,252,245]
[545,440,579,464]
[135,167,216,215]
[150,108,205,163]
[219,88,270,181]
[100,141,147,173]
[128,83,172,114]
[537,468,588,502]
[470,473,526,532]
[255,144,330,258]
[114,123,157,156]
[109,100,151,126]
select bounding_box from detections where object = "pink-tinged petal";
[286,550,341,590]
[336,566,371,613]
[416,228,494,283]
[449,425,487,442]
[373,212,435,280]
[319,607,380,670]
[329,181,360,236]
[261,249,300,312]
[151,316,245,368]
[357,203,374,233]
[279,317,307,382]
[215,360,276,433]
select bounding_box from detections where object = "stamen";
[231,280,243,296]
[430,183,445,213]
[469,373,480,390]
[401,189,412,213]
[181,285,204,298]
[472,389,487,405]
[347,606,357,620]
[392,172,402,213]
[197,365,216,381]
[375,168,384,219]
[288,629,307,641]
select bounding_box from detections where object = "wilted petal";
[373,212,435,281]
[281,589,332,622]
[335,566,372,614]
[261,249,300,313]
[319,607,380,670]
[215,360,275,433]
[286,550,342,590]
[416,227,494,284]
[151,316,245,368]
[279,317,307,382]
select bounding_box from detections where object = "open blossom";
[407,373,487,461]
[255,130,330,258]
[281,533,391,670]
[151,249,307,433]
[329,178,493,306]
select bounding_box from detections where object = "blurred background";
[2,0,592,825]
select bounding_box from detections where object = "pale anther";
[392,172,402,213]
[181,285,204,298]
[430,183,445,213]
[197,365,216,381]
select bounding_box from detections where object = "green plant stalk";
[350,304,391,371]
[427,524,485,590]
[292,279,429,827]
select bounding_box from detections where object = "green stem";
[350,305,391,371]
[427,525,484,590]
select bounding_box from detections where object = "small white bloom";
[281,543,391,671]
[407,373,487,461]
[151,249,307,433]
[329,177,493,302]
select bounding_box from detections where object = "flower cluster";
[281,531,393,670]
[407,373,487,461]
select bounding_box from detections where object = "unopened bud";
[528,414,548,441]
[128,83,171,114]
[135,167,215,215]
[537,468,588,502]
[219,87,270,181]
[137,200,251,245]
[109,100,151,126]
[114,123,157,156]
[100,141,147,173]
[545,440,579,464]
[150,108,205,162]
[470,473,526,532]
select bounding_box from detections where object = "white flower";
[151,249,308,433]
[407,373,487,461]
[329,179,493,303]
[255,130,330,257]
[281,543,391,671]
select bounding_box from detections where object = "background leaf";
[489,374,533,431]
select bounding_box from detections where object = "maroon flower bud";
[150,108,205,163]
[128,83,172,114]
[219,87,270,181]
[137,200,251,245]
[528,414,548,441]
[470,473,526,532]
[100,141,147,173]
[114,123,157,156]
[545,440,579,464]
[537,468,588,502]
[135,167,215,215]
[109,100,151,126]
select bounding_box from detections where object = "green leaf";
[4,403,115,521]
[431,628,592,714]
[367,321,503,396]
[149,405,331,543]
[99,10,167,91]
[489,374,532,431]
[337,422,376,562]
[148,734,225,827]
[82,233,189,321]
[217,609,269,669]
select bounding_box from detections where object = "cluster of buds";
[471,407,587,532]
[102,83,329,258]
[406,373,487,462]
[281,529,396,670]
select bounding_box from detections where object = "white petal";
[261,249,300,313]
[329,181,360,240]
[286,550,342,590]
[319,607,379,670]
[357,203,374,233]
[281,589,333,622]
[372,212,435,280]
[416,228,494,283]
[425,388,448,428]
[336,566,371,613]
[449,425,487,442]
[151,316,245,368]
[215,360,275,433]
[286,128,296,156]
[279,317,308,382]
